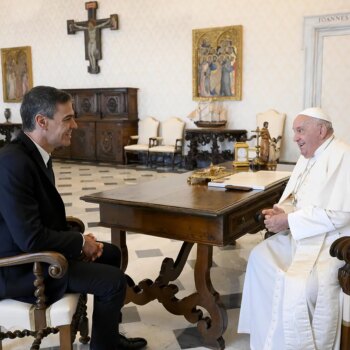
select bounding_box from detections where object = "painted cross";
[67,1,118,74]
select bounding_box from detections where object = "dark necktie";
[47,157,55,185]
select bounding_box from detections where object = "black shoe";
[118,334,147,349]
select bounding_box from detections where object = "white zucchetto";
[299,107,332,122]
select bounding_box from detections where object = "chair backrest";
[137,117,159,145]
[256,109,286,148]
[159,117,185,146]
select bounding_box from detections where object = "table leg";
[194,244,227,349]
[120,238,226,349]
[124,241,194,305]
[111,228,128,272]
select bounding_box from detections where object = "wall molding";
[303,11,350,108]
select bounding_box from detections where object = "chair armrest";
[66,216,85,233]
[149,137,162,147]
[0,251,68,279]
[175,138,183,151]
[330,237,350,295]
[0,251,68,316]
[126,135,139,146]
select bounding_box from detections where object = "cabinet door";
[52,145,71,159]
[74,91,100,118]
[96,122,122,162]
[71,121,96,160]
[101,92,126,118]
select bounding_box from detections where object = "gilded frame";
[192,25,242,101]
[1,46,33,102]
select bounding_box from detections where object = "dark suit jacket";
[0,131,83,303]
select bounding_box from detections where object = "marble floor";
[2,160,270,350]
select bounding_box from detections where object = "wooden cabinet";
[53,87,138,164]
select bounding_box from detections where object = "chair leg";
[171,153,175,169]
[78,294,90,344]
[30,330,45,350]
[58,325,73,350]
[124,150,128,165]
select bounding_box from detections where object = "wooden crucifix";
[67,1,118,74]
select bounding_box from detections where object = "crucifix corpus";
[67,1,118,74]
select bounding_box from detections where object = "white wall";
[0,0,349,161]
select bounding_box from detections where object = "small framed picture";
[1,46,33,102]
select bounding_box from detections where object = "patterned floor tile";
[122,306,142,323]
[174,327,204,349]
[135,248,163,258]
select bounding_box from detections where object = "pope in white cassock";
[238,107,350,350]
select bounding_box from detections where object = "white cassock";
[238,138,350,350]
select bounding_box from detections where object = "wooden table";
[81,165,288,349]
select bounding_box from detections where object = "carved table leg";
[121,239,226,349]
[124,242,194,305]
[111,228,128,272]
[194,244,227,349]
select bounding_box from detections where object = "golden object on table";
[250,126,267,171]
[187,163,232,185]
[233,141,250,167]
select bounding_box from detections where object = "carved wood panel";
[74,91,100,118]
[96,122,121,162]
[71,121,96,160]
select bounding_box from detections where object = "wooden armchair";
[148,117,185,169]
[124,116,160,165]
[0,217,89,350]
[330,237,350,350]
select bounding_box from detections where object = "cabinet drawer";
[227,187,284,241]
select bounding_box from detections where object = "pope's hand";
[264,212,289,233]
[262,204,285,217]
[263,205,288,233]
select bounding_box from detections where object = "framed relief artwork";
[1,46,33,102]
[192,25,242,101]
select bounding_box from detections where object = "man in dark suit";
[0,86,147,350]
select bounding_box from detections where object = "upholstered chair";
[124,116,160,165]
[0,217,89,350]
[148,117,185,169]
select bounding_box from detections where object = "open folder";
[208,171,291,190]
